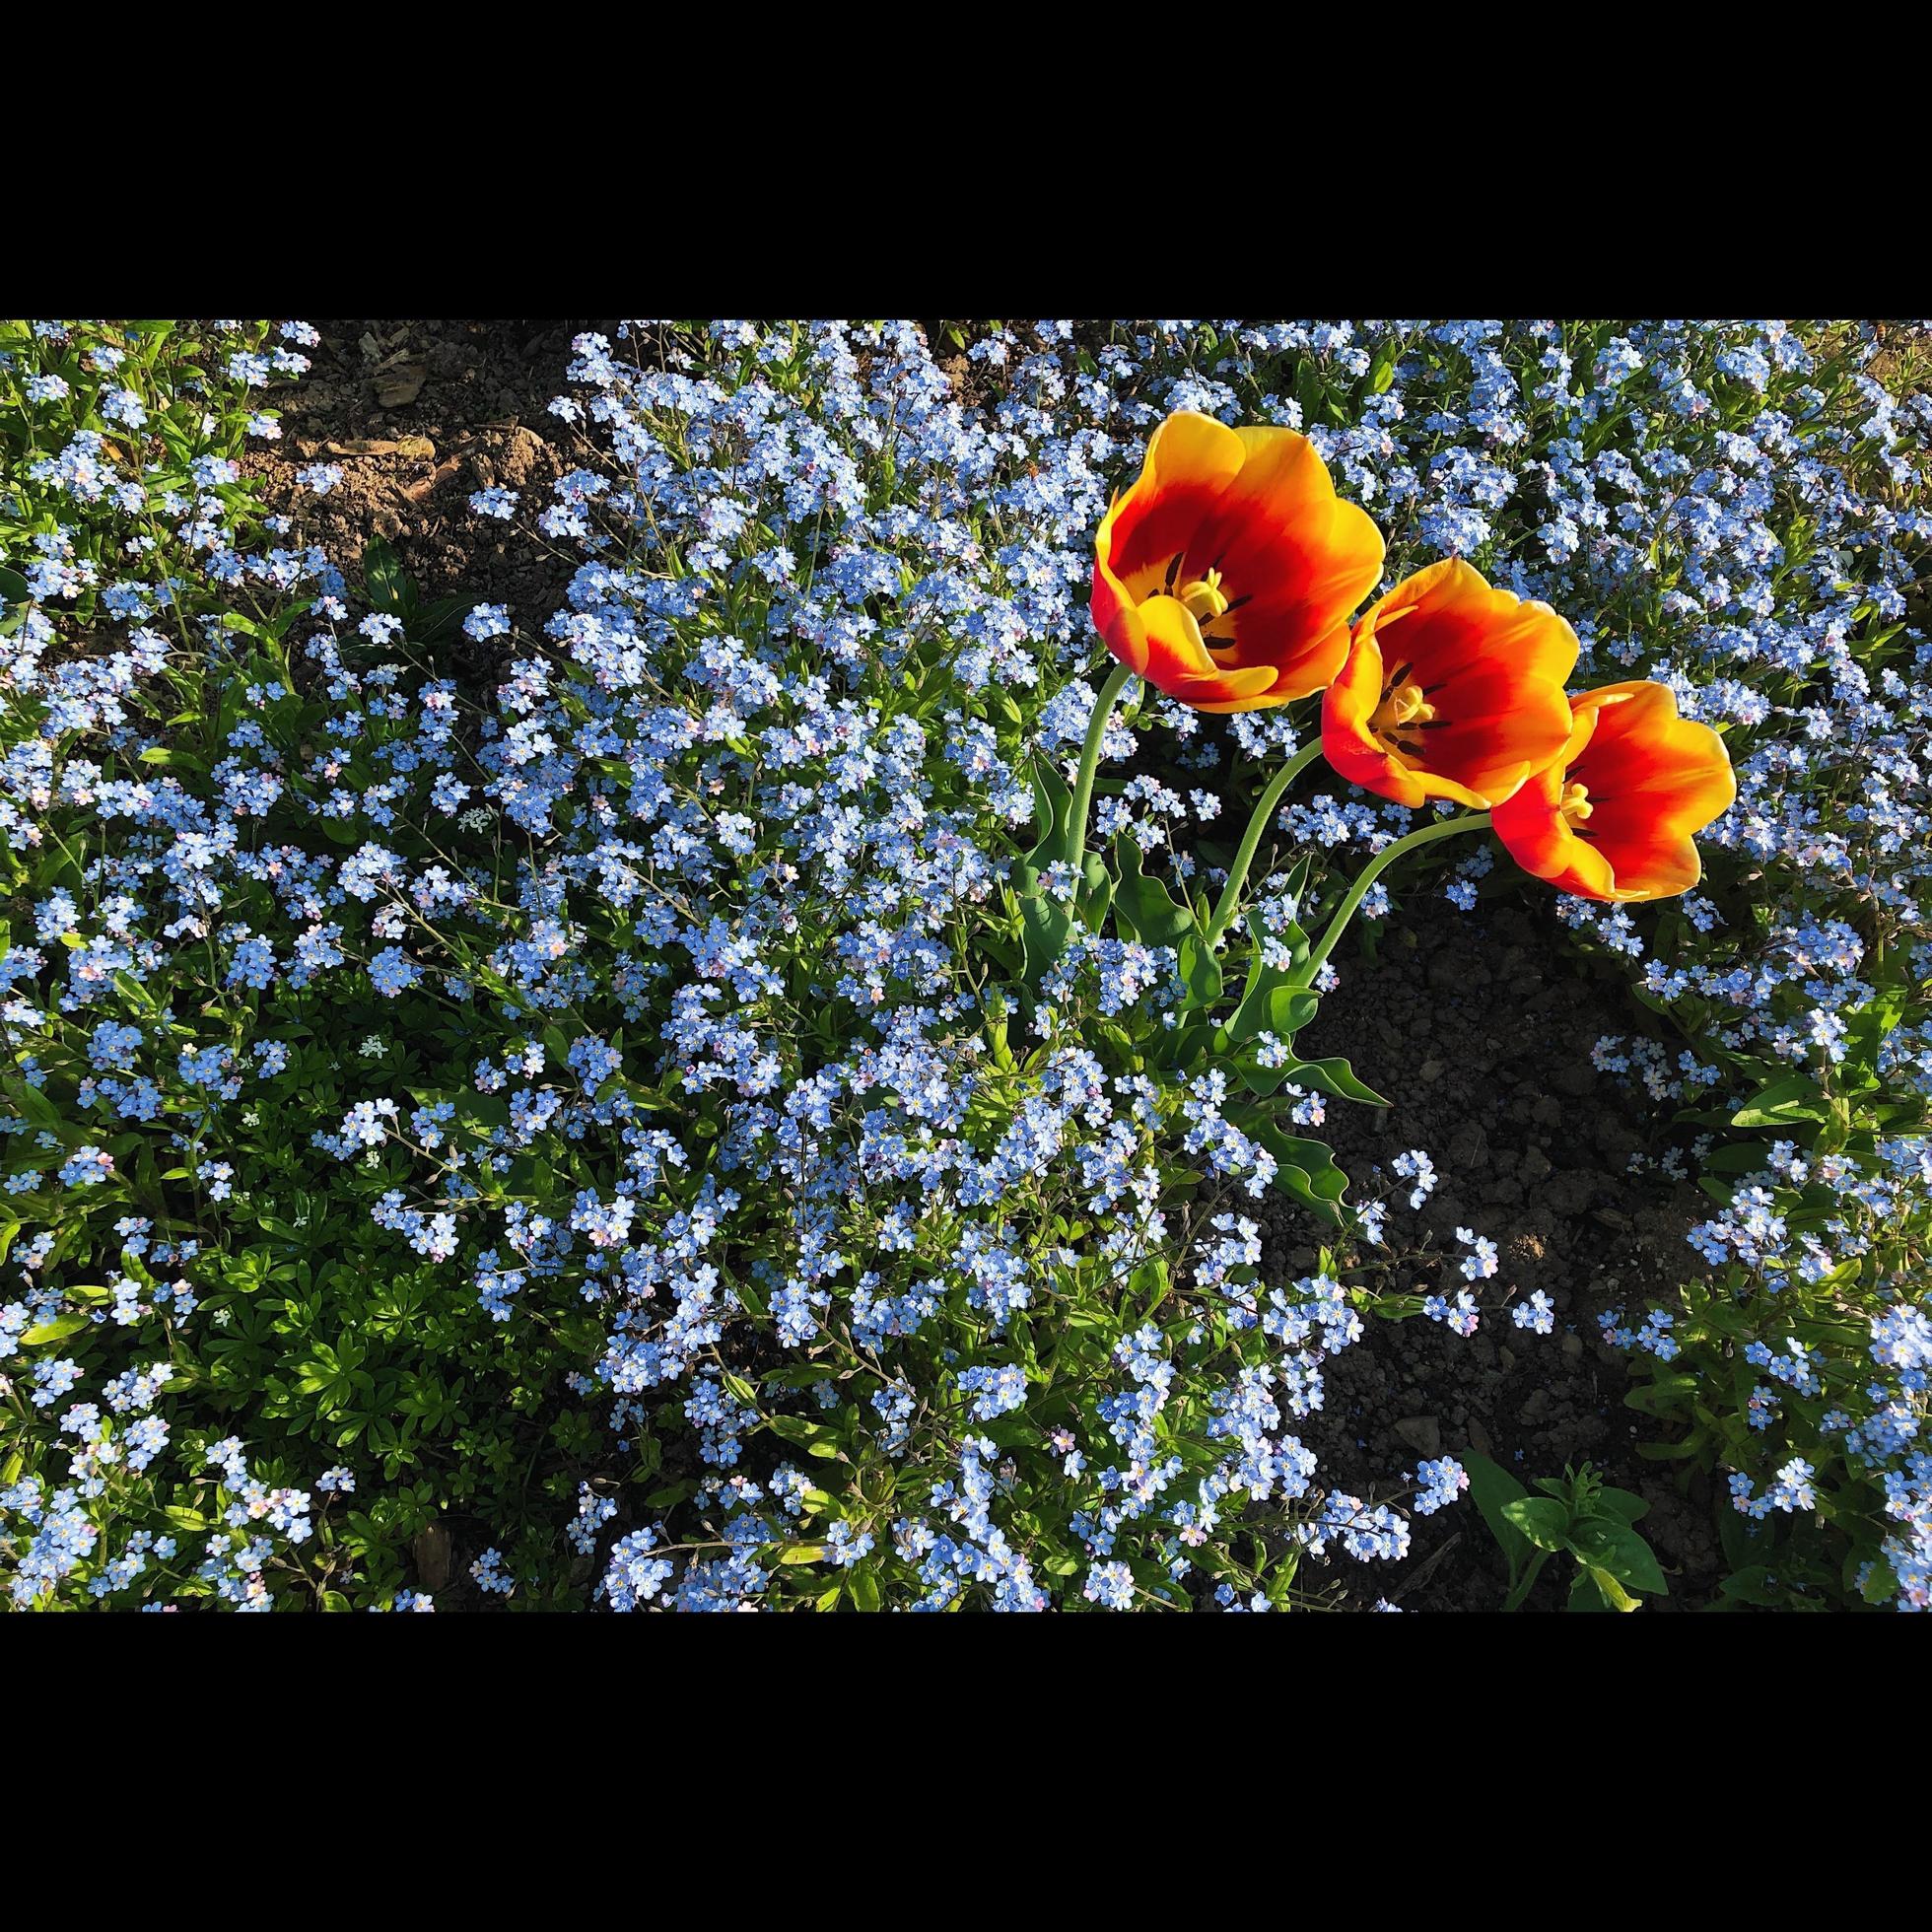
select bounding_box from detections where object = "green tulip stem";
[1203,739,1327,946]
[1301,811,1494,981]
[1065,658,1137,880]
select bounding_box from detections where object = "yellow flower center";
[1560,781,1594,823]
[1149,551,1250,650]
[1178,567,1230,627]
[1368,660,1442,761]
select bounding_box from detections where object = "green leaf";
[1574,1564,1640,1612]
[1566,1567,1615,1612]
[1700,1140,1772,1175]
[1622,1374,1697,1419]
[1859,1559,1898,1607]
[764,1414,829,1446]
[21,1312,92,1346]
[1717,1564,1782,1607]
[1176,930,1224,1010]
[1501,1495,1571,1552]
[1567,1517,1668,1596]
[1592,1485,1650,1525]
[1110,832,1195,946]
[1731,1071,1826,1130]
[363,535,408,615]
[1278,1055,1390,1108]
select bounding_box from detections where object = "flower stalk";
[1203,738,1325,945]
[1300,812,1493,982]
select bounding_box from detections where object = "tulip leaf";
[1266,984,1321,1040]
[1257,1126,1349,1202]
[1270,1160,1346,1222]
[1014,753,1095,986]
[1218,908,1313,1053]
[1237,1114,1350,1222]
[1176,931,1223,1011]
[1279,1055,1391,1108]
[1109,832,1195,946]
[1231,1056,1291,1098]
[1293,360,1326,423]
[1015,862,1072,988]
[1075,851,1112,933]
[1155,1017,1214,1075]
[1026,749,1075,869]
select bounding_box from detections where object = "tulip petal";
[1183,430,1386,699]
[1136,593,1217,681]
[1406,666,1578,805]
[1494,680,1736,903]
[1173,664,1288,711]
[1567,684,1737,836]
[1098,412,1247,601]
[1591,829,1702,901]
[1091,409,1388,713]
[1361,559,1579,695]
[1492,722,1619,899]
[1322,560,1577,809]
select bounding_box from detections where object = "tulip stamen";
[1164,551,1185,591]
[1179,566,1231,629]
[1369,675,1440,762]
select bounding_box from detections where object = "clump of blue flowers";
[2,316,1928,1611]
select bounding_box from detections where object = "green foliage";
[1463,1453,1668,1612]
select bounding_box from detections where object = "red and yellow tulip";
[1090,411,1385,713]
[1320,558,1578,809]
[1491,680,1735,902]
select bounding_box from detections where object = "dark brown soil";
[246,319,618,640]
[1273,885,1718,1612]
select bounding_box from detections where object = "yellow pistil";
[1560,781,1594,823]
[1371,679,1436,752]
[1179,567,1230,627]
